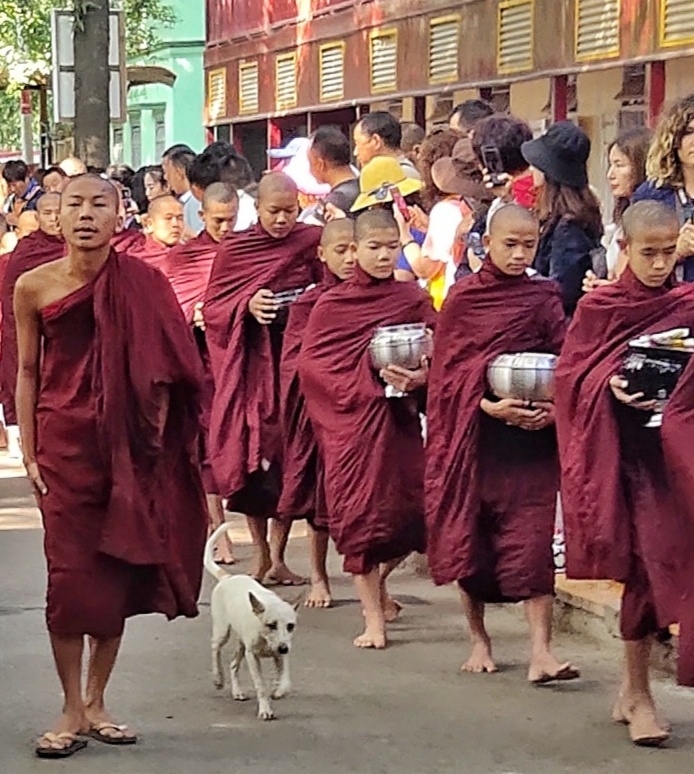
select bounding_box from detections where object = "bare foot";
[36,711,88,754]
[528,652,580,684]
[213,542,236,565]
[383,596,403,623]
[461,639,498,674]
[265,563,308,586]
[354,626,387,649]
[84,706,137,744]
[252,551,272,584]
[305,578,332,608]
[613,695,670,746]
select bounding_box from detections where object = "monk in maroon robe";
[426,205,577,683]
[165,182,239,565]
[129,193,184,271]
[15,175,207,759]
[0,193,64,427]
[205,172,320,584]
[299,210,435,648]
[662,360,694,690]
[556,201,694,747]
[278,219,356,608]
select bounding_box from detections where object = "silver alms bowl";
[369,323,432,371]
[487,352,557,402]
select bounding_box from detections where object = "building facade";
[112,0,206,168]
[204,0,694,194]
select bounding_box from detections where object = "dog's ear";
[249,592,266,616]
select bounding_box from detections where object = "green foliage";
[0,0,176,149]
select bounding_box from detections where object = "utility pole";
[73,0,110,169]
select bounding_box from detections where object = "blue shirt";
[396,228,425,273]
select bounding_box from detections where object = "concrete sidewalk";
[2,453,693,772]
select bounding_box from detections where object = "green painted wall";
[112,0,205,167]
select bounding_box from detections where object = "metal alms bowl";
[369,323,432,371]
[487,352,558,402]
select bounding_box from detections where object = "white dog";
[205,522,299,720]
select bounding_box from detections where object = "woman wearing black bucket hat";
[521,121,603,316]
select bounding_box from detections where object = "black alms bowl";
[621,343,692,401]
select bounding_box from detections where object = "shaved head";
[257,171,298,201]
[485,203,539,277]
[37,192,61,212]
[201,183,239,242]
[622,200,680,242]
[257,172,298,238]
[144,194,184,247]
[320,218,355,247]
[63,174,119,206]
[355,209,398,242]
[59,156,88,177]
[203,182,238,210]
[147,193,181,217]
[36,192,62,237]
[489,204,537,236]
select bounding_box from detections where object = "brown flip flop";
[531,664,581,686]
[35,732,88,759]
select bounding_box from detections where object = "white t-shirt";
[422,199,464,295]
[235,190,258,232]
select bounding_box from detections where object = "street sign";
[50,10,127,124]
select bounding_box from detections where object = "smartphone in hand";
[389,186,411,221]
[481,145,506,188]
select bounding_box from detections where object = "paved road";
[1,457,693,773]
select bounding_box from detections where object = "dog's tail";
[204,521,237,581]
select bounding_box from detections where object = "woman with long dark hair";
[585,128,652,290]
[521,122,603,315]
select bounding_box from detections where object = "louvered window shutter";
[370,31,398,94]
[320,43,345,102]
[429,17,460,84]
[208,69,226,121]
[497,0,534,75]
[661,0,694,46]
[276,53,298,110]
[238,62,259,115]
[576,0,620,61]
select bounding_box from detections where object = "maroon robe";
[36,250,207,638]
[164,230,218,324]
[129,236,172,272]
[0,230,65,424]
[298,265,436,573]
[277,268,339,527]
[426,263,566,597]
[555,269,694,673]
[111,228,145,255]
[164,231,220,493]
[662,359,694,686]
[204,223,321,511]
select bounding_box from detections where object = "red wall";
[207,0,354,44]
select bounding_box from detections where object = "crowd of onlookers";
[2,91,694,312]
